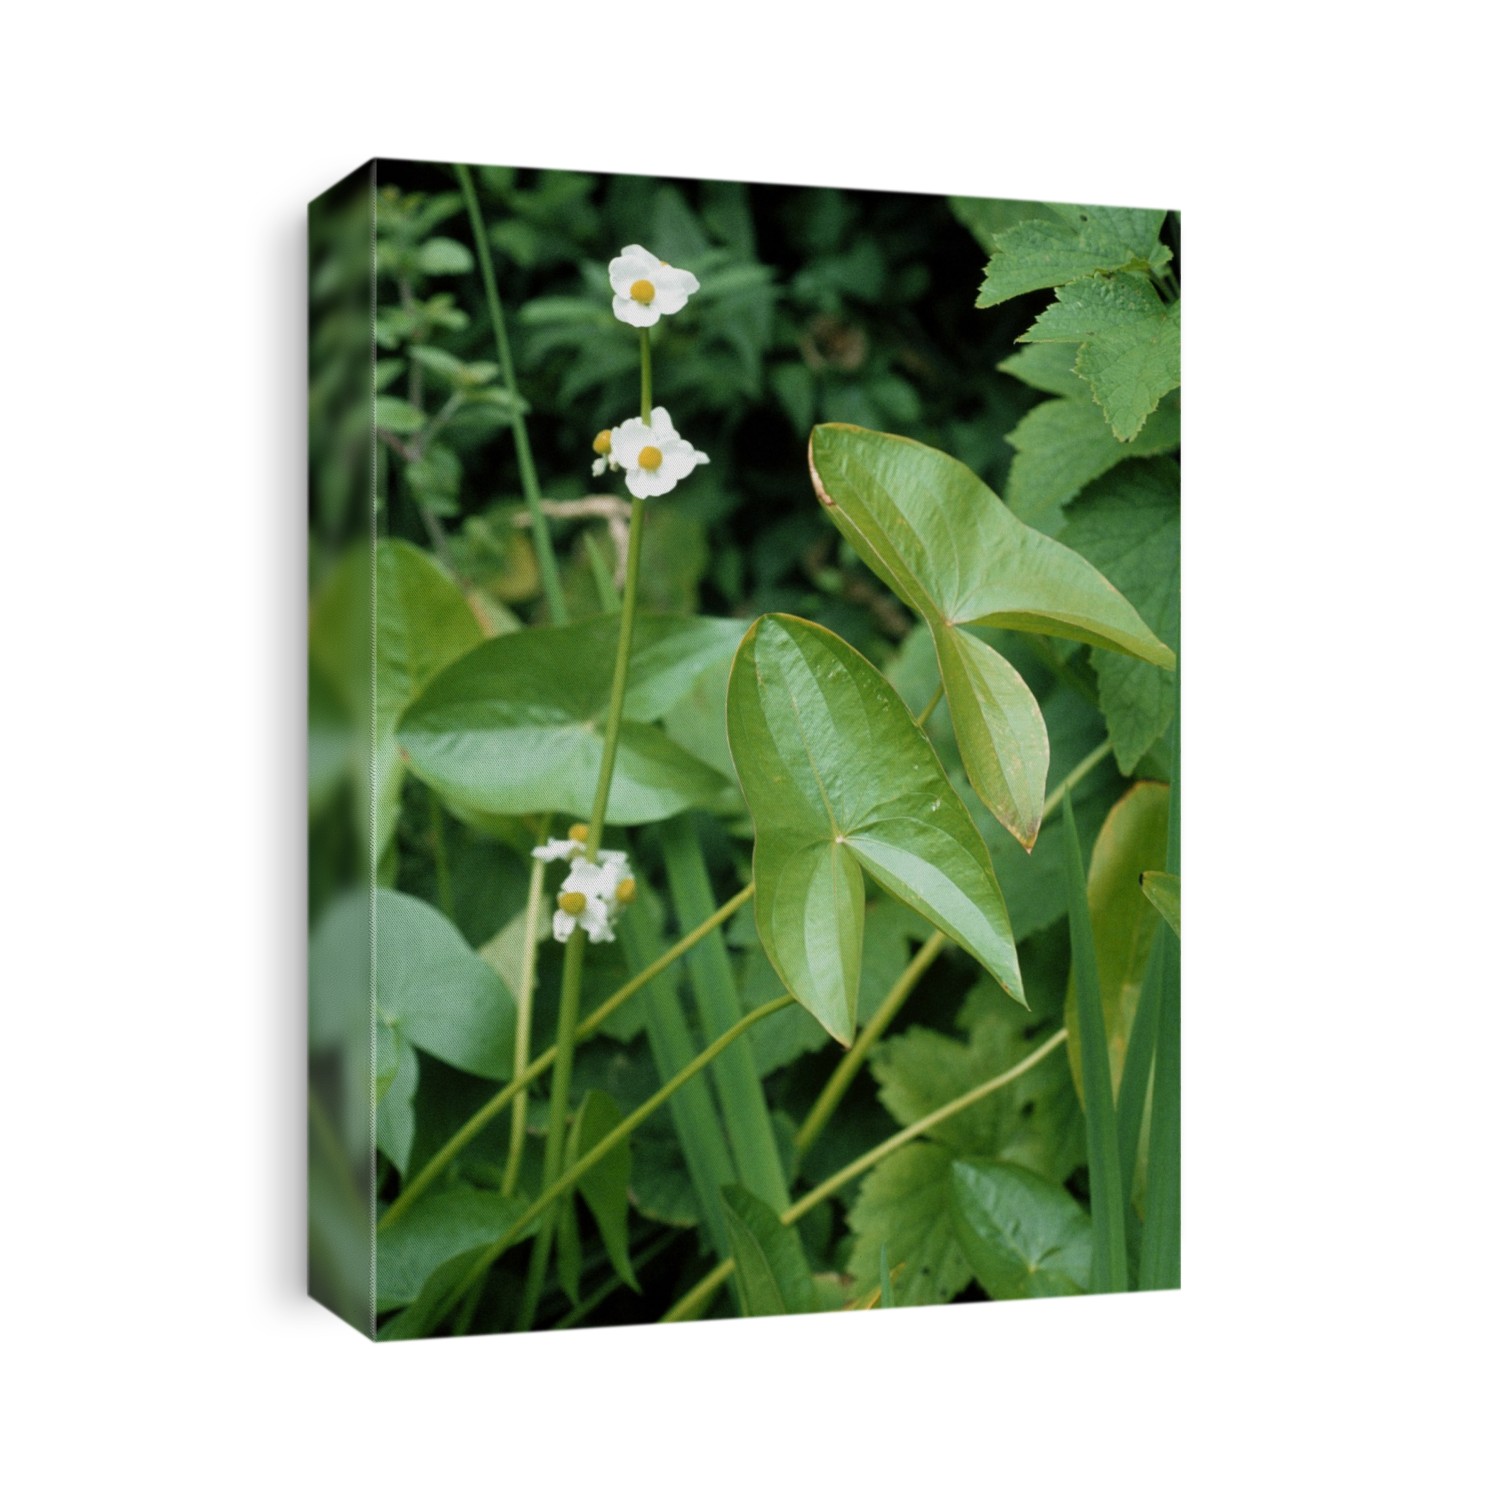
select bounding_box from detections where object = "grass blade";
[1061,790,1130,1293]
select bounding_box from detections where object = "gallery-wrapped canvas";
[308,160,1180,1340]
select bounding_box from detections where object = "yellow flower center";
[615,877,637,905]
[629,279,655,304]
[638,445,663,471]
[591,430,611,456]
[558,890,587,916]
[568,822,590,843]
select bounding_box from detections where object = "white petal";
[612,295,660,328]
[656,441,700,483]
[648,406,678,439]
[655,264,699,299]
[609,417,653,468]
[533,838,583,863]
[599,848,629,866]
[552,909,576,943]
[592,456,607,477]
[608,245,658,295]
[626,465,680,499]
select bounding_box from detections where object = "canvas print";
[308,160,1181,1339]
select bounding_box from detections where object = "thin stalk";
[426,786,454,920]
[452,161,566,624]
[639,329,651,419]
[435,995,797,1329]
[795,930,948,1159]
[502,830,550,1197]
[662,1027,1070,1323]
[915,683,944,728]
[377,880,754,1228]
[552,1230,680,1332]
[1042,739,1112,821]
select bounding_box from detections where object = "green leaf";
[415,236,474,276]
[568,1091,638,1292]
[1061,459,1179,771]
[727,614,1022,1044]
[998,341,1091,398]
[374,889,517,1081]
[1061,793,1130,1294]
[950,196,1063,251]
[1020,273,1181,441]
[811,423,1172,660]
[373,395,426,433]
[721,1185,817,1317]
[846,1143,973,1308]
[977,205,1168,307]
[398,614,738,823]
[309,539,482,858]
[1140,871,1181,935]
[949,1160,1091,1299]
[376,1184,529,1311]
[808,426,1170,844]
[375,1026,418,1173]
[1003,395,1180,530]
[1064,782,1170,1102]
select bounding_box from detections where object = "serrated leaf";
[375,1184,529,1310]
[568,1091,638,1292]
[1064,782,1169,1103]
[809,426,1171,847]
[977,205,1168,307]
[846,1143,972,1308]
[1004,395,1180,530]
[1140,871,1180,935]
[727,614,1022,1044]
[999,341,1092,398]
[721,1185,817,1317]
[398,614,738,823]
[1021,273,1181,440]
[1061,459,1180,771]
[949,1160,1091,1299]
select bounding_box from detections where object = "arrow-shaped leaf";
[727,614,1022,1044]
[809,425,1172,848]
[397,613,737,823]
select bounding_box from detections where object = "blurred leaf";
[376,1185,529,1311]
[374,395,426,434]
[949,1160,1091,1299]
[1140,871,1181,935]
[728,614,1022,1044]
[846,1143,972,1308]
[399,614,740,823]
[416,237,475,276]
[722,1185,817,1317]
[1020,273,1181,441]
[949,196,1062,251]
[1061,459,1180,771]
[568,1090,638,1291]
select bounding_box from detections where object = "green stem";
[663,1027,1070,1323]
[1042,739,1113,821]
[426,786,454,920]
[915,683,944,728]
[639,329,652,420]
[585,497,645,856]
[794,929,947,1160]
[553,1230,679,1331]
[438,994,797,1329]
[502,827,550,1198]
[377,880,754,1228]
[452,162,567,625]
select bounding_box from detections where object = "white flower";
[608,244,699,328]
[552,853,637,944]
[533,822,628,866]
[609,406,709,500]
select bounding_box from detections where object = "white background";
[3,3,1495,1494]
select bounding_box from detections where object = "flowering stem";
[452,162,568,625]
[418,994,797,1336]
[793,929,948,1160]
[916,683,944,728]
[376,880,754,1229]
[639,329,652,420]
[661,1027,1070,1323]
[501,824,550,1198]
